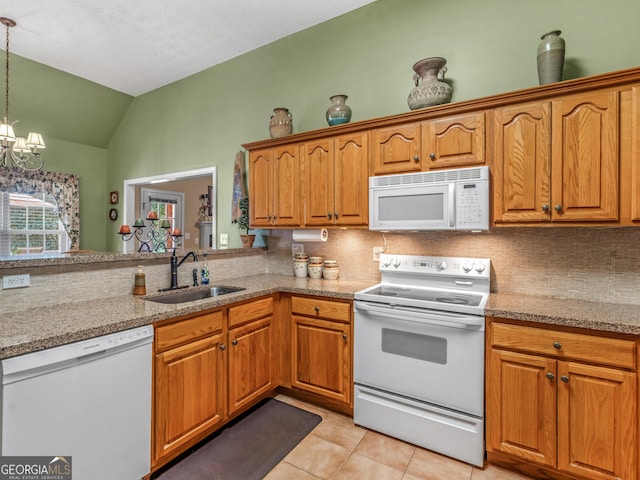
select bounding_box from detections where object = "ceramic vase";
[326,94,352,126]
[537,30,565,85]
[269,108,293,138]
[407,57,453,110]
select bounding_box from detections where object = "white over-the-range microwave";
[369,166,490,231]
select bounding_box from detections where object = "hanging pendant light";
[0,17,45,171]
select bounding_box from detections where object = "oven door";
[354,300,484,416]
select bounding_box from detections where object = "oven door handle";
[355,301,484,328]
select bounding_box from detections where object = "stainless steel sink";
[145,285,245,304]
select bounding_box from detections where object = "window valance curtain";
[0,169,80,250]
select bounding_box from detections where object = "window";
[0,192,70,255]
[140,188,184,252]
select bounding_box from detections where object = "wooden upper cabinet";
[249,148,273,227]
[301,132,368,227]
[493,102,551,223]
[551,90,619,222]
[248,144,301,227]
[423,112,485,169]
[334,132,368,226]
[371,123,422,175]
[632,85,640,222]
[303,138,335,225]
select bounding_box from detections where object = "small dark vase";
[537,30,565,85]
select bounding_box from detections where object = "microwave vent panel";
[369,166,488,187]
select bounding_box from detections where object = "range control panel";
[379,254,490,279]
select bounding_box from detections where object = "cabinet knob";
[314,306,320,313]
[553,342,562,349]
[219,344,226,350]
[413,155,419,162]
[561,375,570,383]
[546,372,555,380]
[342,333,348,340]
[541,204,550,212]
[232,339,238,346]
[327,212,332,219]
[429,152,436,160]
[554,204,563,212]
[334,212,339,219]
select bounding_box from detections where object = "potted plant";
[237,197,255,248]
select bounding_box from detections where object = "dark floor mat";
[156,398,322,480]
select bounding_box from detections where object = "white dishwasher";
[0,325,153,480]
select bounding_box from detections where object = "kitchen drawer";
[291,296,351,323]
[155,311,223,353]
[491,322,636,370]
[228,296,274,328]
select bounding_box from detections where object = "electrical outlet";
[3,274,30,289]
[220,233,228,246]
[372,247,384,262]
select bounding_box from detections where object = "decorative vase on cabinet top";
[326,94,352,126]
[269,107,293,138]
[537,30,565,85]
[407,57,453,110]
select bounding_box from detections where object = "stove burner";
[434,296,472,305]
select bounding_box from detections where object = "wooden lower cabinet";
[487,319,637,480]
[153,311,226,467]
[290,296,352,407]
[227,301,274,414]
[152,297,276,471]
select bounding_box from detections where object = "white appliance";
[368,166,490,231]
[354,254,490,467]
[1,325,154,480]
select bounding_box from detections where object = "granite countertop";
[0,274,373,359]
[486,293,640,336]
[3,276,640,360]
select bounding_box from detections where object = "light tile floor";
[266,395,533,480]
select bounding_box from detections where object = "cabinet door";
[291,315,351,404]
[493,102,551,223]
[371,123,422,174]
[302,138,335,226]
[557,361,636,480]
[153,333,225,464]
[273,144,301,226]
[632,85,640,222]
[228,317,274,415]
[334,131,369,226]
[486,349,556,467]
[423,112,485,169]
[248,149,274,227]
[551,90,619,221]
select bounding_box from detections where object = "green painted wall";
[107,0,640,250]
[4,0,638,251]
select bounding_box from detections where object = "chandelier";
[0,17,45,171]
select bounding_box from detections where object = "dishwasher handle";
[354,301,484,329]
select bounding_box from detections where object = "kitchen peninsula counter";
[0,274,372,360]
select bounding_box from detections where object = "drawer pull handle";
[553,342,562,349]
[232,339,238,346]
[342,333,348,340]
[546,372,555,380]
[561,375,569,383]
[315,306,320,313]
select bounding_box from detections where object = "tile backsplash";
[264,227,640,305]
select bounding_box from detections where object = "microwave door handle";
[355,301,483,328]
[448,183,455,228]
